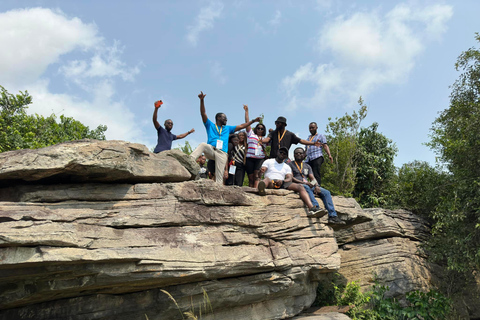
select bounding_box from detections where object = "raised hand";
[198,91,206,100]
[243,104,248,112]
[154,100,163,108]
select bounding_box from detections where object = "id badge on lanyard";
[255,145,262,156]
[229,165,236,175]
[216,139,223,150]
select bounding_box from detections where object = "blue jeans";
[317,187,337,217]
[303,185,319,208]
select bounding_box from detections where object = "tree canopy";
[426,33,480,273]
[0,86,107,153]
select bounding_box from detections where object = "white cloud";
[186,1,224,46]
[210,61,227,85]
[0,7,100,86]
[282,3,453,110]
[269,10,282,28]
[0,7,145,144]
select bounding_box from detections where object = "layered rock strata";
[0,140,368,320]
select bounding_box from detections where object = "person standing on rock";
[257,146,322,217]
[288,147,344,224]
[260,116,322,159]
[305,122,333,186]
[152,100,195,153]
[190,92,261,184]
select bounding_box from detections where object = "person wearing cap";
[152,100,195,153]
[288,147,345,224]
[190,91,261,184]
[305,122,333,186]
[257,146,323,217]
[260,116,322,159]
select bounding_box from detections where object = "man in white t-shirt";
[258,147,323,216]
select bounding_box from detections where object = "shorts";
[245,157,265,175]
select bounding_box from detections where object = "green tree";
[394,161,451,217]
[321,97,368,196]
[426,33,480,273]
[354,122,398,207]
[0,85,107,152]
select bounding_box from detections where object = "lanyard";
[215,124,223,136]
[308,134,317,142]
[278,130,286,148]
[294,161,304,177]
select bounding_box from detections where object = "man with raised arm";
[288,147,344,224]
[257,146,323,217]
[305,122,333,186]
[260,116,322,159]
[152,100,195,153]
[190,92,261,184]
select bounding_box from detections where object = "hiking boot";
[308,206,328,218]
[258,181,266,196]
[328,216,345,225]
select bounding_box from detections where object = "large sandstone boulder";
[0,140,369,320]
[0,140,198,185]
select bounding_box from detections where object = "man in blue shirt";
[153,100,195,153]
[190,92,261,184]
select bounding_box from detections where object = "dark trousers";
[307,156,324,186]
[227,161,246,186]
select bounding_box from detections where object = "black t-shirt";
[268,129,301,158]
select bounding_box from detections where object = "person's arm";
[258,165,267,179]
[152,100,163,129]
[198,91,207,123]
[284,173,293,184]
[243,105,251,132]
[299,138,323,147]
[259,135,271,145]
[234,116,261,132]
[306,173,316,188]
[323,143,334,164]
[176,128,195,140]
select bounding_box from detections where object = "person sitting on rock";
[152,100,195,153]
[195,154,209,179]
[288,147,344,225]
[257,146,323,217]
[190,92,261,184]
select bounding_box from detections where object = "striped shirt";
[246,129,266,159]
[305,133,327,161]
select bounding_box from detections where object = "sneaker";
[258,181,266,196]
[328,216,345,225]
[308,207,328,218]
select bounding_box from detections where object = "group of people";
[152,92,344,225]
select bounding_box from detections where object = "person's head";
[309,122,318,135]
[294,147,306,162]
[254,123,266,137]
[275,116,287,131]
[215,113,228,126]
[196,155,206,166]
[276,146,289,162]
[238,131,247,144]
[164,119,173,131]
[229,133,239,146]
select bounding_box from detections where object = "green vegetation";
[317,279,453,320]
[158,288,214,320]
[0,85,106,152]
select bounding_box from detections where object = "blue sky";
[1,0,479,166]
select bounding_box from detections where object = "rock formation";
[0,140,478,319]
[0,140,369,320]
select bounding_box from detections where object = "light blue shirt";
[204,118,236,153]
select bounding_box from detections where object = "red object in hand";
[155,100,163,108]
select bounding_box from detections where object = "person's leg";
[234,162,246,186]
[191,143,215,161]
[214,149,228,184]
[287,183,313,209]
[308,156,324,186]
[303,185,319,207]
[317,187,337,217]
[257,177,272,196]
